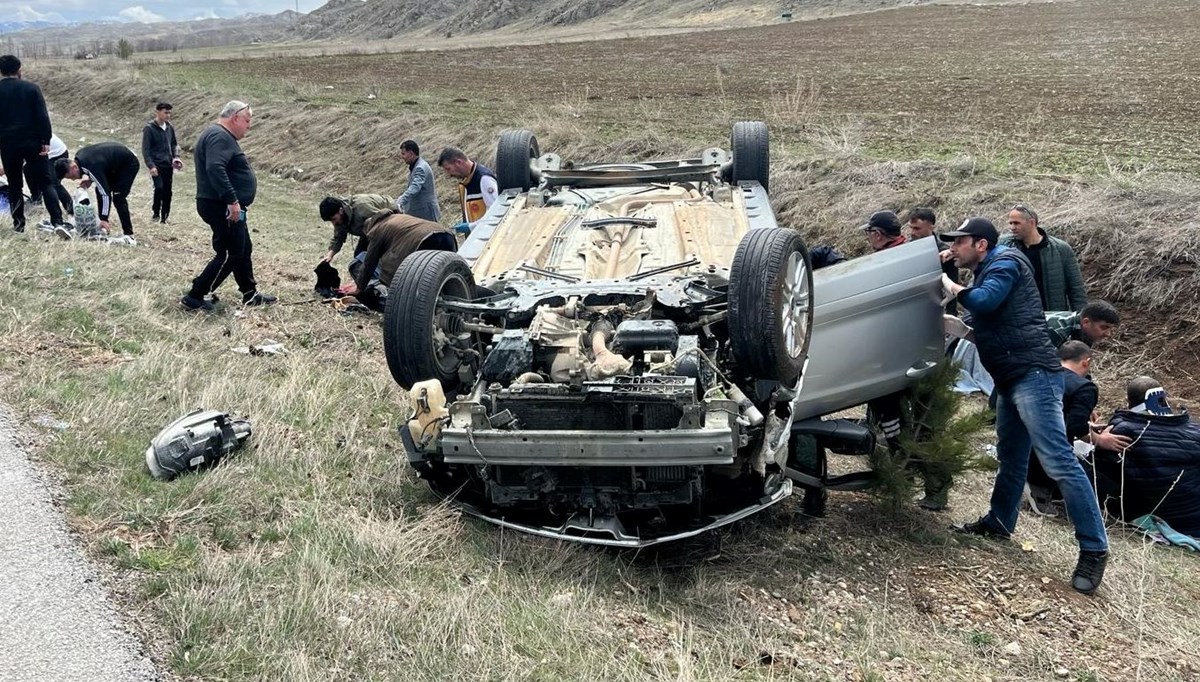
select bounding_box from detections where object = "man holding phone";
[182,100,275,311]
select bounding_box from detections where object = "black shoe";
[180,294,214,312]
[12,223,25,233]
[242,291,278,306]
[1071,550,1108,595]
[151,213,160,221]
[918,491,949,512]
[951,517,1011,541]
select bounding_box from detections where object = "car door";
[793,237,945,421]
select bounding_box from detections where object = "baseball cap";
[155,101,173,111]
[939,217,999,246]
[859,210,901,236]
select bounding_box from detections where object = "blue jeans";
[984,368,1108,552]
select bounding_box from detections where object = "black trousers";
[150,164,174,220]
[28,151,73,216]
[100,160,139,235]
[188,199,257,299]
[2,140,64,227]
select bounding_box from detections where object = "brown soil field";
[142,0,1200,174]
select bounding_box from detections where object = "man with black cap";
[940,217,1109,595]
[860,210,906,251]
[141,101,183,224]
[860,210,951,510]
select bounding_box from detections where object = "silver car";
[384,122,944,547]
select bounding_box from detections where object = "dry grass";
[4,7,1200,678]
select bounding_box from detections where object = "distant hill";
[2,0,960,56]
[0,20,59,35]
[2,12,299,58]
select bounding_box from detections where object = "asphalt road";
[0,409,160,682]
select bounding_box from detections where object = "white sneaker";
[53,225,74,240]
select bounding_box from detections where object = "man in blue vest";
[940,217,1109,595]
[437,146,496,236]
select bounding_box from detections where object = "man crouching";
[338,210,455,310]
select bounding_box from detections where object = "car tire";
[728,228,814,383]
[730,120,769,193]
[384,250,477,392]
[496,129,540,192]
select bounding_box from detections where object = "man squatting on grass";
[56,142,140,239]
[181,100,275,311]
[940,217,1109,595]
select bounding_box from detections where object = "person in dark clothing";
[56,142,140,238]
[319,193,393,263]
[941,217,1109,595]
[999,204,1087,312]
[0,54,65,232]
[27,133,72,217]
[1026,341,1132,513]
[858,211,952,510]
[1091,377,1200,537]
[338,210,455,308]
[907,207,960,315]
[181,100,275,312]
[141,101,183,224]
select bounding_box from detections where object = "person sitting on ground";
[55,141,140,239]
[437,146,497,235]
[1090,376,1200,537]
[999,203,1087,312]
[338,210,456,310]
[1046,299,1120,348]
[1026,340,1132,514]
[319,193,393,264]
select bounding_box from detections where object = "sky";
[3,0,328,24]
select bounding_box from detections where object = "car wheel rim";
[781,250,811,359]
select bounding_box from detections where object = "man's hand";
[227,201,242,222]
[149,167,159,177]
[452,221,471,235]
[99,219,111,231]
[79,176,93,189]
[339,282,359,296]
[321,250,336,263]
[941,273,963,302]
[1091,425,1133,451]
[40,144,49,157]
[172,157,183,171]
[939,249,955,264]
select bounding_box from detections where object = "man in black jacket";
[181,100,275,311]
[56,142,140,239]
[0,54,65,232]
[141,101,183,224]
[1092,377,1200,537]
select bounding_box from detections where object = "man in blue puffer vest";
[939,217,1109,595]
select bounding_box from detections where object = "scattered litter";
[230,339,285,356]
[145,409,252,480]
[34,415,70,431]
[1021,540,1037,553]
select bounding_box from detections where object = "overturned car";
[385,122,945,546]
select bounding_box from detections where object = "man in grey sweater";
[181,100,275,311]
[395,139,440,222]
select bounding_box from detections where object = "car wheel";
[496,129,540,192]
[730,120,769,193]
[384,250,478,392]
[728,228,814,383]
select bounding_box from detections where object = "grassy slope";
[3,1,1200,680]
